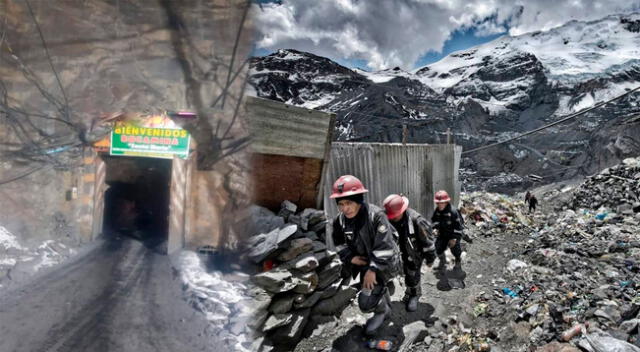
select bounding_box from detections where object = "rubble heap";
[571,157,640,212]
[494,203,640,350]
[245,201,356,351]
[451,162,640,351]
[460,192,533,236]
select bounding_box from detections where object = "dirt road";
[0,238,212,352]
[293,229,529,352]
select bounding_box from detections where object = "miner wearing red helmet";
[330,175,400,336]
[432,190,465,270]
[383,194,436,312]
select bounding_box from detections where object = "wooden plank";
[246,96,335,159]
[91,157,106,240]
[168,157,187,254]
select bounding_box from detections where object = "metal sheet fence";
[323,143,461,222]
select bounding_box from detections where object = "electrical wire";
[0,164,49,186]
[462,85,640,155]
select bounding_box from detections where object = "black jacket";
[332,203,399,276]
[390,208,436,261]
[431,204,464,241]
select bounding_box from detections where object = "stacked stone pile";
[245,201,357,351]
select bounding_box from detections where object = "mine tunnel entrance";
[102,156,172,244]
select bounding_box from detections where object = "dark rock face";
[622,17,640,32]
[249,35,640,194]
[249,49,368,106]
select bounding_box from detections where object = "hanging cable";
[462,86,640,155]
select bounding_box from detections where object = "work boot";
[406,296,419,312]
[454,257,462,269]
[462,233,473,243]
[365,295,390,336]
[435,255,446,271]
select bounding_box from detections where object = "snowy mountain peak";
[418,13,640,92]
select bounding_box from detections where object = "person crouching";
[331,175,399,336]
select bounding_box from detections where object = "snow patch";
[0,258,16,266]
[177,251,253,352]
[0,226,23,250]
[355,67,416,83]
[299,94,336,109]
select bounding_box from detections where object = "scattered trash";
[367,339,394,350]
[560,323,585,342]
[502,287,518,298]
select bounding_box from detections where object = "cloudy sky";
[252,0,640,70]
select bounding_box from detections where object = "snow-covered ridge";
[354,67,415,83]
[417,13,640,92]
[310,14,640,95]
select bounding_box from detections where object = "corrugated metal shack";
[323,143,462,220]
[246,98,462,242]
[246,96,336,211]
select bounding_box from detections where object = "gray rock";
[259,341,275,352]
[268,293,297,314]
[310,220,328,234]
[301,208,326,225]
[253,268,297,293]
[314,251,331,268]
[294,290,324,309]
[277,238,313,262]
[594,306,621,322]
[281,252,319,273]
[245,205,285,237]
[619,319,639,334]
[321,281,341,299]
[278,200,298,221]
[281,200,298,213]
[312,240,327,253]
[288,214,309,231]
[317,257,342,290]
[311,286,357,315]
[270,308,311,345]
[247,225,298,264]
[292,272,318,294]
[262,313,294,332]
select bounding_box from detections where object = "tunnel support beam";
[168,156,189,254]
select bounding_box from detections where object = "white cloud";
[253,0,640,70]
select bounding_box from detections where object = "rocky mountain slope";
[249,14,640,193]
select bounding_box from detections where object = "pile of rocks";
[460,192,533,236]
[571,157,640,212]
[450,162,640,351]
[245,201,357,351]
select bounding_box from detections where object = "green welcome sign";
[110,122,191,159]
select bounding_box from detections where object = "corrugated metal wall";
[324,143,461,221]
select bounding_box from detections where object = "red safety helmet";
[383,194,409,220]
[330,175,368,199]
[434,190,451,203]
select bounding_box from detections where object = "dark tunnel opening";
[102,156,172,245]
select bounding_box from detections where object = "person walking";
[383,194,436,312]
[431,190,466,270]
[528,194,538,213]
